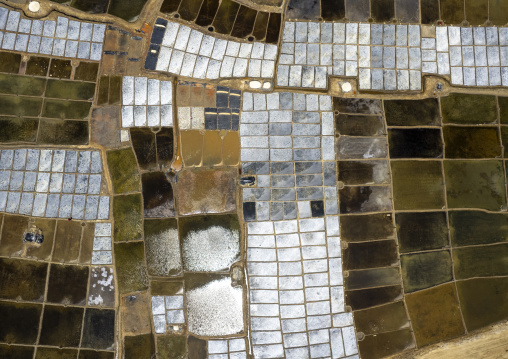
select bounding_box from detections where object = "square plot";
[444,160,506,211]
[113,193,143,242]
[144,218,181,276]
[243,202,256,221]
[156,335,185,358]
[166,309,185,324]
[338,160,390,186]
[337,137,387,160]
[52,220,82,263]
[176,168,236,216]
[39,305,84,347]
[443,127,501,158]
[0,258,47,301]
[346,0,369,21]
[92,251,113,264]
[46,264,89,305]
[353,301,409,336]
[310,200,325,217]
[114,241,149,295]
[179,215,240,272]
[344,240,398,270]
[340,213,395,243]
[388,128,443,158]
[452,243,508,279]
[384,98,440,126]
[88,266,115,307]
[441,93,497,124]
[124,334,155,359]
[0,345,34,358]
[185,274,244,336]
[339,186,392,214]
[449,210,508,247]
[0,301,42,345]
[205,108,218,129]
[395,212,449,253]
[81,308,115,350]
[391,161,444,210]
[459,275,508,333]
[406,283,465,347]
[0,215,28,257]
[401,251,453,292]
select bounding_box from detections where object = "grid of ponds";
[0,0,508,358]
